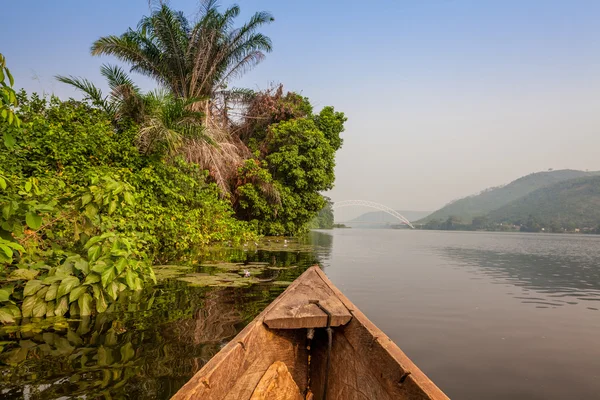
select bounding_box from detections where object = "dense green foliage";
[487,176,600,230]
[0,93,255,321]
[233,90,346,235]
[309,198,334,229]
[420,169,600,224]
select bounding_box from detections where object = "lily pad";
[176,272,258,288]
[152,265,193,281]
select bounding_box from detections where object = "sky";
[3,0,600,216]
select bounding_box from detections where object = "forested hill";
[420,169,600,223]
[487,175,600,228]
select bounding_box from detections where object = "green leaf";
[21,296,36,318]
[9,269,39,281]
[114,258,127,275]
[84,235,104,249]
[108,200,117,215]
[87,245,102,262]
[83,273,101,285]
[78,293,92,316]
[3,132,16,148]
[81,194,92,207]
[0,176,6,190]
[125,269,136,290]
[6,68,14,86]
[120,342,135,363]
[123,192,134,205]
[69,286,87,303]
[4,304,21,318]
[43,275,63,284]
[0,287,11,302]
[24,181,32,192]
[101,266,116,288]
[57,276,80,299]
[106,281,119,301]
[149,267,157,284]
[45,301,55,317]
[74,259,89,275]
[54,296,69,317]
[0,243,12,258]
[24,280,44,297]
[0,307,15,323]
[33,297,47,317]
[84,203,98,219]
[96,291,108,313]
[25,212,43,230]
[45,283,58,301]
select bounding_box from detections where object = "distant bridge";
[332,200,415,229]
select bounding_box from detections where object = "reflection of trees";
[0,246,329,399]
[440,247,600,305]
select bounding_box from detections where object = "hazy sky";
[3,0,600,214]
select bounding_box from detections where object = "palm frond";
[55,74,114,115]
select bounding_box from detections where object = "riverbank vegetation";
[0,1,344,323]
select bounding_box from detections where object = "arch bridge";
[332,200,415,229]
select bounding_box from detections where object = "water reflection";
[440,244,600,308]
[0,236,333,400]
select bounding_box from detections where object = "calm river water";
[1,229,599,399]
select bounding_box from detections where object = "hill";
[487,175,600,229]
[349,210,431,224]
[420,169,600,223]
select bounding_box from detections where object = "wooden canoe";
[173,266,449,400]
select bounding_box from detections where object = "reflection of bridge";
[332,200,415,229]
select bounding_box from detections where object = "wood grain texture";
[172,266,449,400]
[249,361,304,400]
[264,268,352,329]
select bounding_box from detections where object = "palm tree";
[90,1,273,104]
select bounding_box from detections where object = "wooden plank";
[172,266,448,400]
[309,267,449,400]
[249,361,304,400]
[172,267,320,400]
[263,268,352,329]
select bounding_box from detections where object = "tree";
[91,1,273,103]
[232,89,346,235]
[471,216,489,230]
[521,214,541,232]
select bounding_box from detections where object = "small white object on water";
[244,269,251,277]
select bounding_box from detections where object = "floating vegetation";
[152,261,300,289]
[177,273,258,288]
[153,265,193,281]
